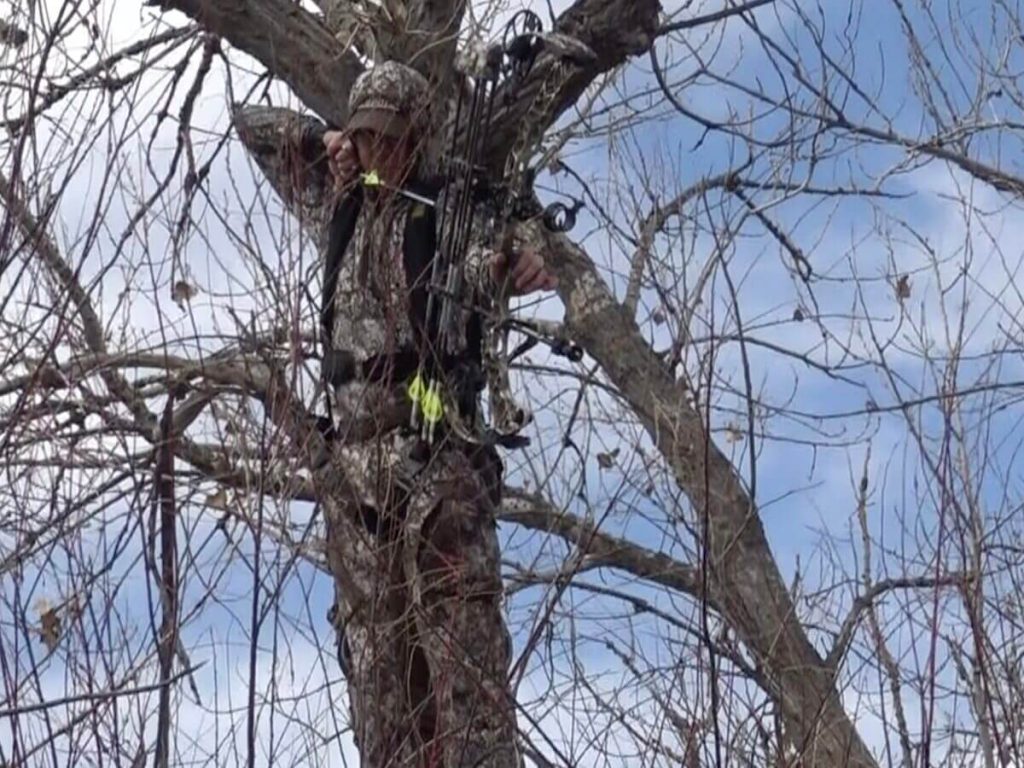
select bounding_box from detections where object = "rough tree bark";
[527,220,878,768]
[152,0,363,125]
[147,0,880,765]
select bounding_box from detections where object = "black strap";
[322,180,444,361]
[400,183,438,350]
[320,180,486,423]
[322,186,364,355]
[322,347,483,388]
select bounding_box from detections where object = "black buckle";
[323,348,421,388]
[323,348,357,387]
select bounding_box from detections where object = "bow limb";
[476,16,592,440]
[478,0,659,175]
[427,10,604,444]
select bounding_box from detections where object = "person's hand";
[490,249,558,295]
[323,130,360,188]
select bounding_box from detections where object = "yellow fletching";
[421,384,444,424]
[408,373,426,403]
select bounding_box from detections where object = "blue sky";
[3,0,1024,765]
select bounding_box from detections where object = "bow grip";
[495,227,522,293]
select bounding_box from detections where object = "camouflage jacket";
[280,116,498,505]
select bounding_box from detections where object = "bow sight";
[404,9,587,450]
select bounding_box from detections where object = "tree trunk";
[527,219,879,768]
[153,0,880,763]
[319,448,521,768]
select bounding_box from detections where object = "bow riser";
[407,10,589,449]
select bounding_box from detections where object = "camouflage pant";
[324,442,521,768]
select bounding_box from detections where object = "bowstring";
[410,16,568,445]
[410,59,497,440]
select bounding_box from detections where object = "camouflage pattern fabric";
[324,444,519,767]
[268,63,522,766]
[324,189,518,768]
[347,61,432,141]
[328,189,496,505]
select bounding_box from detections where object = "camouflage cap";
[347,61,430,142]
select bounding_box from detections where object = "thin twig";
[0,664,204,718]
[659,0,777,35]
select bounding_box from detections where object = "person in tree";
[263,61,557,766]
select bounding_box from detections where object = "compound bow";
[365,11,592,451]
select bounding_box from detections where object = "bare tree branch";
[148,0,363,124]
[826,573,969,672]
[0,168,157,432]
[500,489,711,606]
[0,664,205,719]
[624,170,745,317]
[4,25,196,130]
[523,217,879,767]
[659,0,777,36]
[479,0,660,172]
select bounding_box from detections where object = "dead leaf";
[172,280,198,305]
[596,447,619,470]
[35,599,61,651]
[33,363,68,389]
[546,155,566,175]
[725,423,744,443]
[895,274,911,300]
[792,307,804,322]
[0,21,29,49]
[205,487,228,510]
